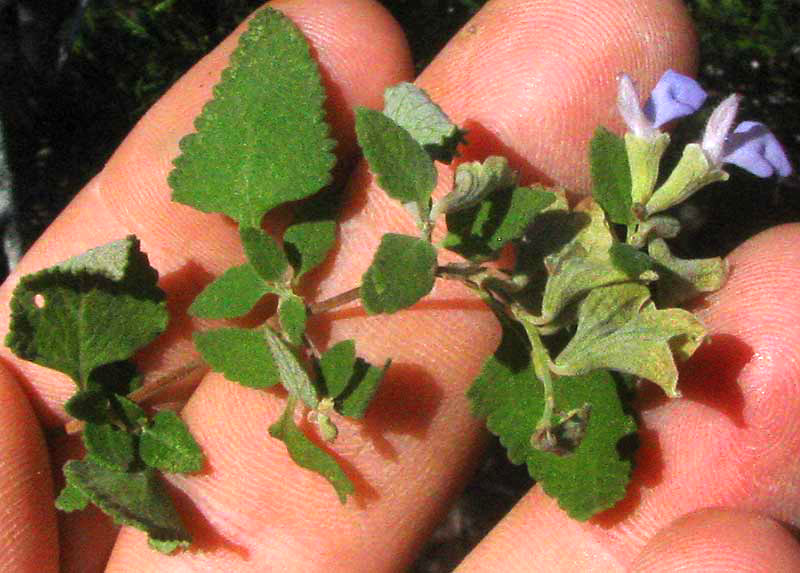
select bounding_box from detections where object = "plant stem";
[308,286,361,315]
[63,358,209,435]
[513,305,556,430]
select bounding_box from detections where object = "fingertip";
[632,508,800,572]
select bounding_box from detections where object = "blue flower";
[701,94,792,177]
[618,69,707,140]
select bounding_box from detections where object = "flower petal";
[643,69,707,129]
[723,121,793,177]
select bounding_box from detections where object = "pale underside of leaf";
[61,459,191,553]
[382,82,466,162]
[554,283,706,397]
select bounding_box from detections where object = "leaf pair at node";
[6,236,202,552]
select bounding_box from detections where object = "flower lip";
[643,69,707,129]
[699,94,793,178]
[723,121,793,177]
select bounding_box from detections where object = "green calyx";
[625,131,670,207]
[644,143,729,216]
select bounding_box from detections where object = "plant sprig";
[6,6,792,551]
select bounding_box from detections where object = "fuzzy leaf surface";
[140,411,204,473]
[539,253,633,324]
[436,156,515,216]
[590,127,633,224]
[61,458,191,553]
[554,283,706,397]
[269,397,354,503]
[467,319,636,520]
[194,327,280,389]
[361,234,437,315]
[382,82,465,162]
[319,340,357,399]
[284,219,337,282]
[278,295,307,346]
[336,358,389,419]
[64,390,110,424]
[263,326,318,408]
[355,107,437,217]
[443,186,555,260]
[55,484,90,512]
[6,236,167,388]
[648,239,728,306]
[188,263,273,319]
[169,8,335,227]
[83,423,136,471]
[239,226,289,283]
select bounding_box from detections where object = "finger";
[0,0,412,570]
[458,223,800,571]
[105,0,697,571]
[0,364,58,572]
[631,508,800,573]
[0,0,414,425]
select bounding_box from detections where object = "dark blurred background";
[0,1,797,570]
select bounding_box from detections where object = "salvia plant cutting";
[5,8,793,552]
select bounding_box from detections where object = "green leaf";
[609,243,658,279]
[319,340,357,399]
[115,395,148,428]
[239,226,289,283]
[6,236,167,388]
[61,459,191,553]
[88,360,142,396]
[467,320,636,520]
[64,389,110,424]
[140,411,204,473]
[336,358,389,419]
[554,283,706,397]
[354,107,437,218]
[361,234,438,315]
[443,185,555,260]
[318,340,388,418]
[590,127,633,225]
[648,238,728,307]
[188,263,272,319]
[194,327,280,389]
[382,82,466,163]
[278,295,307,346]
[433,156,516,217]
[284,219,337,282]
[263,326,318,408]
[169,8,335,227]
[83,423,137,471]
[268,397,354,503]
[55,484,90,512]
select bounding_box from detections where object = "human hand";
[1,1,800,571]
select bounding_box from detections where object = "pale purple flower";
[617,69,707,140]
[701,95,793,177]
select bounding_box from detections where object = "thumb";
[632,508,800,572]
